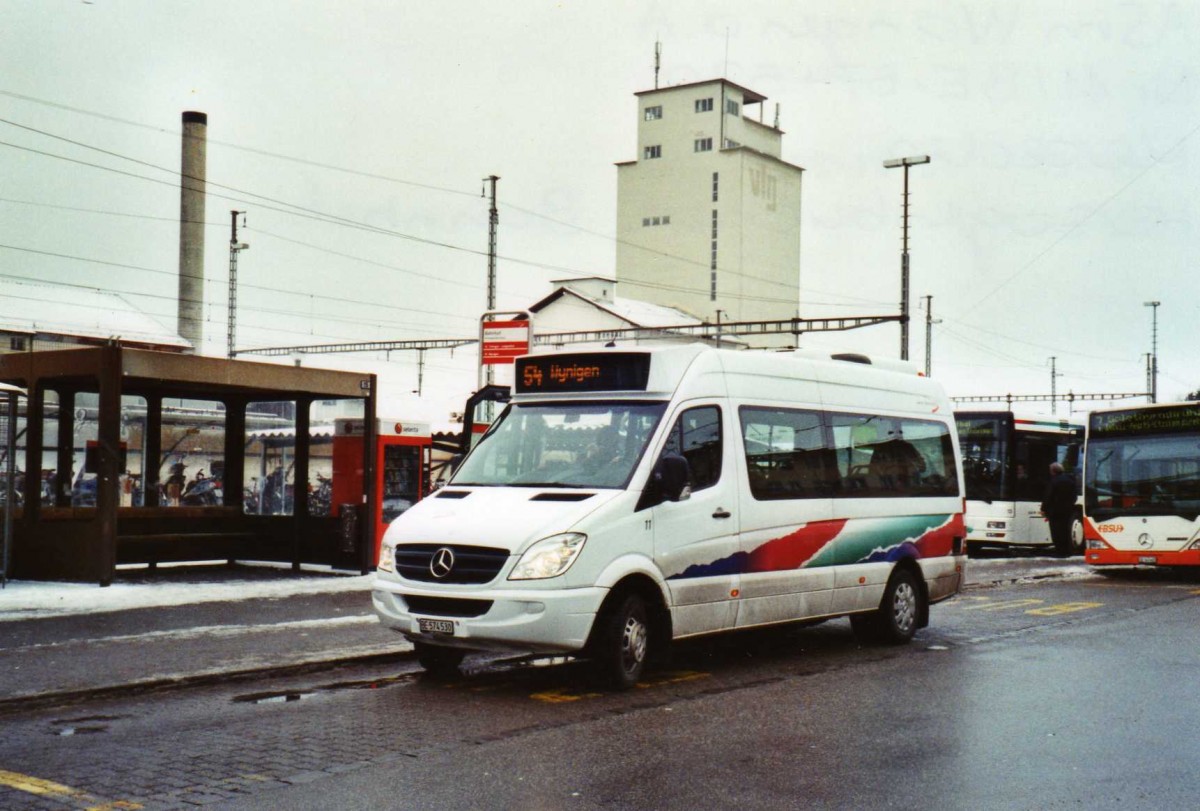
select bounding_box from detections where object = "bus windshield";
[452,401,668,489]
[1086,433,1200,521]
[958,417,1009,501]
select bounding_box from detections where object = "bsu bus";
[955,411,1083,554]
[1083,402,1200,567]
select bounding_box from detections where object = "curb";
[0,650,416,716]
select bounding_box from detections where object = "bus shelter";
[0,346,378,585]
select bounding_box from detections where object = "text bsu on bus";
[1084,402,1200,567]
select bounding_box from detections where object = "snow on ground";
[0,557,1095,622]
[0,561,373,621]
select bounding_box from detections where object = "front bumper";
[371,577,608,655]
[1085,547,1200,567]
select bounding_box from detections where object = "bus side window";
[662,406,722,492]
[739,406,824,500]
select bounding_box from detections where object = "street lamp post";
[884,155,931,361]
[1144,300,1160,403]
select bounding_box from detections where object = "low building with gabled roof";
[0,278,190,355]
[527,277,741,349]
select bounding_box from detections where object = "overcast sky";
[2,1,1197,421]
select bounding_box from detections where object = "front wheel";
[852,568,924,645]
[1070,513,1085,555]
[414,642,466,678]
[591,593,651,690]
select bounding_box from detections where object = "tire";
[591,592,651,690]
[853,568,924,645]
[1070,513,1085,555]
[414,642,465,678]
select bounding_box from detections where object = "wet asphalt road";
[1,562,1198,810]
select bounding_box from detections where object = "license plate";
[1138,556,1157,565]
[418,618,455,635]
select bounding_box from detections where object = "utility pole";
[1048,356,1063,415]
[715,309,725,350]
[227,210,248,359]
[483,175,500,388]
[922,294,941,377]
[883,155,931,361]
[414,348,426,397]
[1144,300,1160,403]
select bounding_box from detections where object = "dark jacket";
[1041,472,1077,520]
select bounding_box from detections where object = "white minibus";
[372,345,967,688]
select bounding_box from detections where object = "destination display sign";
[515,353,651,394]
[1091,404,1200,436]
[955,414,1011,440]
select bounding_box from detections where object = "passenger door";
[735,406,837,626]
[1014,436,1058,544]
[650,404,740,637]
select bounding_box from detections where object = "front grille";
[404,596,493,618]
[395,543,509,584]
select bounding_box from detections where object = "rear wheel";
[852,568,924,645]
[414,642,465,678]
[591,593,650,690]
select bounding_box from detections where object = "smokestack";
[178,111,207,353]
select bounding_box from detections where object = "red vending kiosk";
[332,418,432,566]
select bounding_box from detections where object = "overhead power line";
[0,112,826,309]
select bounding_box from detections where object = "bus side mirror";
[654,453,692,503]
[636,453,692,511]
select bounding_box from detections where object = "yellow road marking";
[530,687,603,703]
[960,598,1045,611]
[0,769,142,809]
[0,769,79,797]
[1026,602,1104,616]
[529,670,709,702]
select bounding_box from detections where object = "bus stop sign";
[480,320,530,365]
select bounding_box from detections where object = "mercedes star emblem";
[430,547,455,578]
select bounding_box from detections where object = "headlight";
[378,543,395,573]
[509,533,587,580]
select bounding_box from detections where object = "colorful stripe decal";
[668,513,963,580]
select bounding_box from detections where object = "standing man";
[1041,461,1078,557]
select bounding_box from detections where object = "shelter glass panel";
[121,395,148,506]
[72,392,99,507]
[245,400,296,515]
[38,389,61,506]
[160,398,226,507]
[0,393,19,512]
[307,399,358,517]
